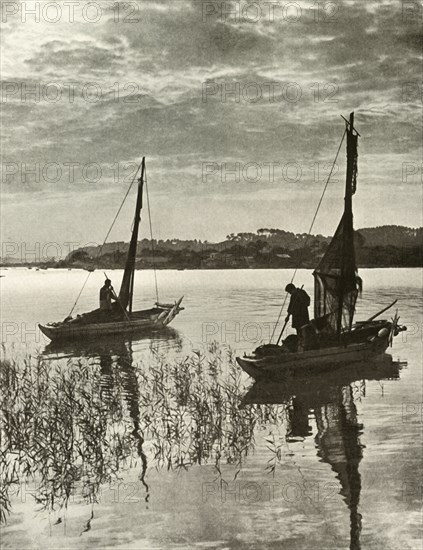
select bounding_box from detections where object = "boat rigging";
[39,157,184,342]
[237,113,406,380]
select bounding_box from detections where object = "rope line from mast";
[144,164,159,304]
[67,160,144,318]
[270,128,347,344]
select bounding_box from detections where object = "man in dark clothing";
[99,279,117,311]
[285,283,311,336]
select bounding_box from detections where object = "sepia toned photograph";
[0,1,422,549]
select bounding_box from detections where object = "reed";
[0,343,287,524]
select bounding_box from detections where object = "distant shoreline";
[1,225,422,270]
[1,264,422,270]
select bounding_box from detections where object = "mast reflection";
[242,356,404,550]
[97,339,150,500]
[43,328,182,502]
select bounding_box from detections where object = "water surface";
[0,268,421,550]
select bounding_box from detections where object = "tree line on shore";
[19,225,421,269]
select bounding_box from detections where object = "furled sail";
[119,157,145,312]
[313,113,361,335]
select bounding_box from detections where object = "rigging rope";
[144,164,160,304]
[269,128,347,343]
[67,160,144,318]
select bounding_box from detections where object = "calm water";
[0,268,422,550]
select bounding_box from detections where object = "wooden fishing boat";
[237,113,406,380]
[39,158,184,342]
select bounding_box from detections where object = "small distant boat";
[237,113,406,380]
[39,158,184,342]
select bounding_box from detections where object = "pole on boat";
[365,299,398,322]
[275,285,304,345]
[268,125,347,345]
[276,318,289,346]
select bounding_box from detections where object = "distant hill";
[53,224,422,270]
[69,225,422,260]
[1,225,421,268]
[356,226,423,248]
[224,228,331,250]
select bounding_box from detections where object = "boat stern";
[38,324,55,341]
[236,356,264,380]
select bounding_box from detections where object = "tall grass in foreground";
[0,344,287,524]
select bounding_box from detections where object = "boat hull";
[236,335,390,381]
[39,298,183,342]
[240,354,403,407]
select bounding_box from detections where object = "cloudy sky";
[1,0,422,255]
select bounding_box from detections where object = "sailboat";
[39,158,184,342]
[237,113,406,380]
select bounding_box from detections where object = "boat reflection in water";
[3,337,404,544]
[43,326,184,361]
[242,355,405,550]
[42,328,184,505]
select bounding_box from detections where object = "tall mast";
[313,113,360,337]
[337,112,358,338]
[119,157,145,311]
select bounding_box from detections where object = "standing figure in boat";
[285,283,310,336]
[236,114,407,380]
[100,279,117,312]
